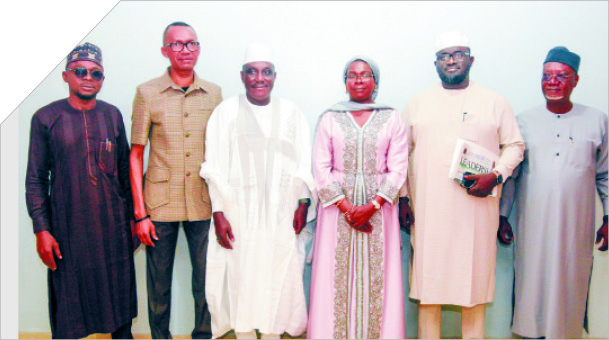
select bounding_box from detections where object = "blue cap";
[544,46,580,74]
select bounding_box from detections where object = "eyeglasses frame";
[164,41,201,52]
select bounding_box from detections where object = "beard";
[544,94,564,101]
[437,63,471,86]
[75,91,98,101]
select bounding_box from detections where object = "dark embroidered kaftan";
[25,99,137,339]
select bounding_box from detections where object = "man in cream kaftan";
[200,44,315,339]
[499,47,608,339]
[400,32,525,338]
[404,82,523,303]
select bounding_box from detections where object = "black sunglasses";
[66,67,104,81]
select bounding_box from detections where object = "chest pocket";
[191,107,213,131]
[458,121,479,143]
[98,140,116,175]
[457,110,481,143]
[97,114,119,176]
[567,138,597,170]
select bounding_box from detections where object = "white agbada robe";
[401,82,525,306]
[200,95,315,338]
[500,104,608,339]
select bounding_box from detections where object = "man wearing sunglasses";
[130,22,222,339]
[25,42,137,339]
[399,31,524,338]
[499,46,608,339]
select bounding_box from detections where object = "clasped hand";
[337,199,375,233]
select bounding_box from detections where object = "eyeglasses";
[436,51,470,62]
[164,41,200,52]
[542,73,574,83]
[346,74,374,81]
[65,67,104,81]
[244,68,275,79]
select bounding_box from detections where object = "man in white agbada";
[200,43,315,339]
[399,32,525,339]
[498,46,608,339]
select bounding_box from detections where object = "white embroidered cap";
[243,43,275,65]
[435,31,470,52]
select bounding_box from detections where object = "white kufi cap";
[435,31,470,52]
[243,43,274,65]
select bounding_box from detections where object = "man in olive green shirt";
[130,21,222,339]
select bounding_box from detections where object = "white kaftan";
[402,82,524,306]
[500,104,608,339]
[200,95,315,338]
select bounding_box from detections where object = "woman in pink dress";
[307,56,408,339]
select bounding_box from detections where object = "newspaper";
[448,138,499,197]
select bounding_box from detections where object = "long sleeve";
[377,111,408,204]
[499,110,525,217]
[200,105,232,213]
[398,103,416,198]
[116,110,135,221]
[313,112,345,207]
[295,110,316,196]
[293,109,317,221]
[25,111,52,234]
[294,109,315,196]
[596,113,608,215]
[494,96,525,179]
[499,164,520,217]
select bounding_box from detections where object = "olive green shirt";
[131,69,222,221]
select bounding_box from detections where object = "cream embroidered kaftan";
[402,82,524,306]
[200,95,315,338]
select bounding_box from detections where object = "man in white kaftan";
[499,46,608,339]
[199,44,315,339]
[399,32,525,339]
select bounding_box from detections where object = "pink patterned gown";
[308,108,408,339]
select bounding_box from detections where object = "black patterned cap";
[66,42,103,67]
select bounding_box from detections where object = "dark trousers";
[146,220,212,339]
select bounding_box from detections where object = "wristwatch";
[492,170,503,184]
[371,200,381,210]
[298,198,311,206]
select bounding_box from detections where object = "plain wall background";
[6,1,608,338]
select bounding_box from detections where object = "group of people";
[24,22,607,340]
